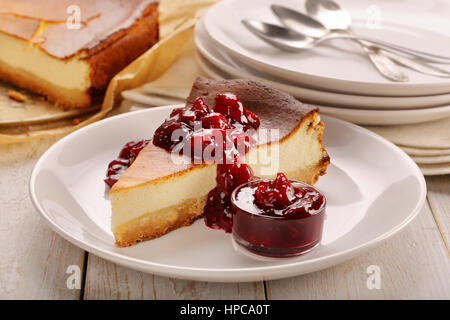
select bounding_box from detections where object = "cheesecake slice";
[110,77,330,246]
[0,0,159,108]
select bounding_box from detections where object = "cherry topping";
[153,120,191,151]
[119,140,150,161]
[213,93,242,115]
[245,109,260,129]
[214,93,244,123]
[152,93,260,163]
[169,107,183,119]
[213,93,258,130]
[229,129,253,159]
[204,162,254,233]
[169,98,210,126]
[191,97,210,119]
[178,110,196,127]
[149,93,262,233]
[217,162,254,195]
[188,128,230,162]
[199,112,231,130]
[104,139,150,188]
[232,179,326,257]
[241,174,326,218]
[254,173,296,209]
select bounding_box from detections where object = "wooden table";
[0,138,449,300]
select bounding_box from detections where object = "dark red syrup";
[204,162,254,232]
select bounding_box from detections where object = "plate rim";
[29,106,427,282]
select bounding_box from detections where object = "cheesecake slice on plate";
[109,77,330,247]
[0,0,159,108]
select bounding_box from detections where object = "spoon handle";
[375,49,450,78]
[320,34,450,64]
[360,44,409,82]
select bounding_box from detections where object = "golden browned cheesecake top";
[0,0,158,58]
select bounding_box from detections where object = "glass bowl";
[231,179,326,258]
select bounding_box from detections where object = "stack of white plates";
[195,0,450,125]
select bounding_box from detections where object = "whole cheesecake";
[0,0,159,108]
[109,77,330,247]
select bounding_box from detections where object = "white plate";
[195,20,450,110]
[30,106,426,282]
[197,52,450,125]
[203,0,450,96]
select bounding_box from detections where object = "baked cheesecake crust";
[86,2,159,105]
[0,1,159,108]
[111,77,330,246]
[0,0,158,59]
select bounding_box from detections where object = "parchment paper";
[0,0,217,145]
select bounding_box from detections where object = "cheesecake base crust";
[112,163,329,247]
[113,197,207,247]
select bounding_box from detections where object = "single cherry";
[188,128,229,161]
[217,162,254,195]
[191,97,210,119]
[213,93,259,130]
[153,120,191,151]
[254,173,297,209]
[200,112,231,130]
[245,109,260,129]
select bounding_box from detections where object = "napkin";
[365,117,450,149]
[401,145,450,157]
[416,162,450,175]
[365,117,450,175]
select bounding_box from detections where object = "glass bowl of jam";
[231,173,326,258]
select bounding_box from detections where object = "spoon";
[242,20,315,51]
[242,19,450,65]
[302,0,450,77]
[304,0,450,64]
[271,4,408,82]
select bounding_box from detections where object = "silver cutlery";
[242,19,450,66]
[271,4,408,82]
[304,0,450,64]
[302,0,450,78]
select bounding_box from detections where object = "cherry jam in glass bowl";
[231,173,326,257]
